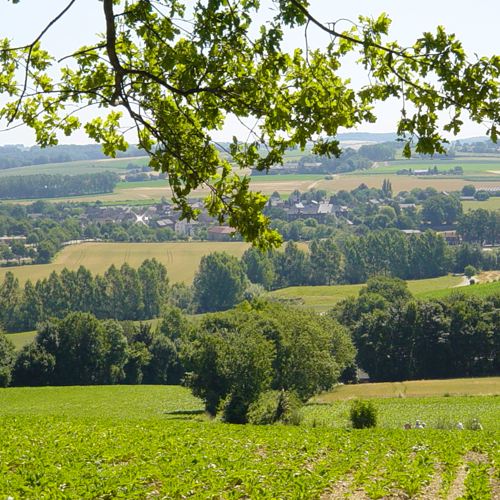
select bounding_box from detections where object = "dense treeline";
[0,144,144,170]
[0,260,168,332]
[0,172,118,199]
[333,277,499,382]
[240,233,499,291]
[458,209,500,245]
[2,307,186,387]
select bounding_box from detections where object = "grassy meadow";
[0,383,498,498]
[267,274,469,312]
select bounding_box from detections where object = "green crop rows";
[0,386,498,499]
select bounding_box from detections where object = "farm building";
[207,226,235,242]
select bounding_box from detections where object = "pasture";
[0,241,251,285]
[420,279,500,300]
[267,274,466,312]
[0,384,498,499]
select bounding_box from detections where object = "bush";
[247,390,303,425]
[464,265,477,278]
[349,399,377,429]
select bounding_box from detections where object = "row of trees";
[0,172,118,199]
[242,232,492,290]
[333,277,499,381]
[1,308,185,387]
[458,209,500,245]
[187,237,499,314]
[0,260,169,332]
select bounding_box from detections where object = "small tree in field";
[464,265,477,279]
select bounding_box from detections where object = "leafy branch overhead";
[1,0,499,247]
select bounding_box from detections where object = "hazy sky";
[0,0,498,145]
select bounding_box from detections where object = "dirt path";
[447,452,489,500]
[453,276,471,288]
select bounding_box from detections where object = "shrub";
[349,399,377,429]
[464,265,477,278]
[247,390,302,425]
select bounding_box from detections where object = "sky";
[0,0,498,146]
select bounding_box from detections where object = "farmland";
[0,241,252,285]
[0,156,150,178]
[267,274,470,312]
[5,154,500,205]
[0,384,498,499]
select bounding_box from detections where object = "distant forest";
[0,144,144,170]
[0,172,119,199]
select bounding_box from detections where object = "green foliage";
[0,331,15,386]
[183,302,355,421]
[335,285,500,382]
[247,390,303,425]
[349,399,377,429]
[464,265,477,278]
[0,172,118,199]
[421,194,463,226]
[193,252,248,312]
[0,259,170,332]
[361,275,412,303]
[1,1,498,246]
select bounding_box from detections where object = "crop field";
[0,241,252,285]
[318,172,499,194]
[363,158,500,176]
[315,377,500,401]
[0,384,498,499]
[0,156,150,178]
[268,274,465,312]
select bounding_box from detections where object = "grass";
[0,241,251,285]
[0,385,200,419]
[463,197,500,211]
[315,377,500,401]
[0,382,498,427]
[268,274,464,312]
[420,279,500,300]
[5,330,36,350]
[0,240,310,286]
[360,157,500,176]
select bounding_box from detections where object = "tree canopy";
[1,1,499,246]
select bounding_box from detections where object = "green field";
[267,274,466,312]
[420,280,500,300]
[0,384,498,499]
[0,241,252,285]
[0,156,150,178]
[463,197,500,211]
[6,330,36,350]
[360,158,500,176]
